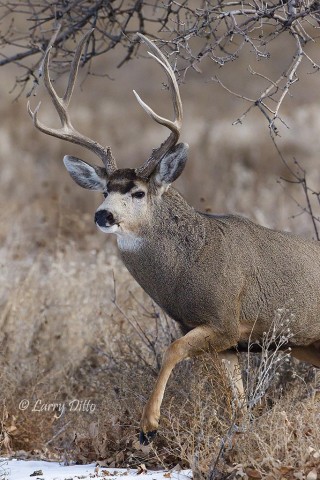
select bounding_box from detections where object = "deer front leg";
[140,325,235,444]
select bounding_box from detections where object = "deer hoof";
[139,429,157,445]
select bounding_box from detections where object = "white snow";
[0,458,192,480]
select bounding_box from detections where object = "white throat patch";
[117,235,144,252]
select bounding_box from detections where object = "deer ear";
[154,143,188,187]
[63,155,108,191]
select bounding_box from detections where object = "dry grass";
[0,292,319,478]
[1,32,320,477]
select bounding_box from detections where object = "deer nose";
[94,209,115,227]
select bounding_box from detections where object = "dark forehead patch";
[108,179,136,194]
[107,168,140,194]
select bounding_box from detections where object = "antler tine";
[133,54,181,133]
[63,30,93,106]
[134,33,183,178]
[28,30,117,175]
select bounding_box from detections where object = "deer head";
[28,31,188,238]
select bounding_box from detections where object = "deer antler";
[134,33,183,179]
[28,30,117,175]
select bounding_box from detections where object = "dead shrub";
[0,279,319,478]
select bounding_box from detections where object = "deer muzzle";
[95,209,115,226]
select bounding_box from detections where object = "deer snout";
[94,209,115,227]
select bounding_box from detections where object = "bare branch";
[0,0,319,125]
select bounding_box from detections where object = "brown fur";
[105,177,320,439]
[120,186,320,350]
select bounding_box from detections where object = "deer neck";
[116,189,207,305]
[117,188,205,258]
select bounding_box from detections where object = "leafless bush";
[0,273,319,477]
[110,276,180,374]
[0,403,11,455]
[1,0,320,131]
[279,152,320,240]
[244,306,295,413]
[228,391,320,478]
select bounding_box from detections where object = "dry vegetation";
[1,23,320,479]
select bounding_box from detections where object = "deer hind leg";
[290,343,320,368]
[139,325,235,444]
[219,351,246,415]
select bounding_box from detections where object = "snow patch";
[0,458,192,480]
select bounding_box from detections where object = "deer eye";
[132,191,145,199]
[103,192,108,198]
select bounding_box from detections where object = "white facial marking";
[96,224,119,234]
[117,235,144,252]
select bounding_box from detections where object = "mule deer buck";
[28,31,320,444]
